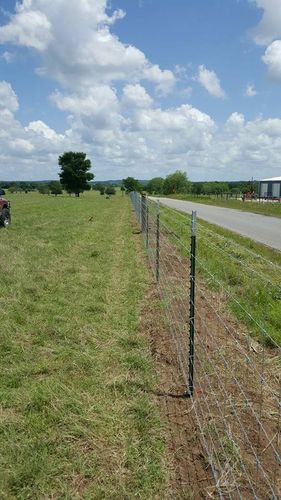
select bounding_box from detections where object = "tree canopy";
[122,177,141,192]
[49,181,63,196]
[105,186,116,195]
[38,184,50,195]
[58,152,94,197]
[163,170,191,195]
[146,177,164,194]
[202,182,229,195]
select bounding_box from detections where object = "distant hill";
[0,179,148,186]
[92,179,148,186]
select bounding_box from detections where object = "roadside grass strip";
[159,203,281,346]
[166,194,281,218]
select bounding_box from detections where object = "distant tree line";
[119,172,258,197]
[0,179,118,196]
[1,161,258,199]
[190,180,258,196]
[0,180,64,195]
[0,181,40,193]
[92,183,116,196]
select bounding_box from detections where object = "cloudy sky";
[0,0,281,181]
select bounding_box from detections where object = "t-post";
[188,211,197,397]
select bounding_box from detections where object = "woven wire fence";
[130,192,281,499]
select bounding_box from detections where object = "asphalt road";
[153,198,281,251]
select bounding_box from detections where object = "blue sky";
[111,0,265,119]
[0,0,281,181]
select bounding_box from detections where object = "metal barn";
[259,176,281,198]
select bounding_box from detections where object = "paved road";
[153,198,281,251]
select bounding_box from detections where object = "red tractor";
[0,196,11,227]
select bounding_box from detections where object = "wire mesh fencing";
[130,192,281,499]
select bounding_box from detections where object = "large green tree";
[122,177,141,192]
[202,182,229,195]
[37,184,50,195]
[59,152,94,197]
[163,170,191,195]
[191,183,204,195]
[146,177,164,194]
[105,186,116,195]
[49,181,63,196]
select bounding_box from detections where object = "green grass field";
[0,192,167,498]
[166,194,281,218]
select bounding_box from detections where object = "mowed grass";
[0,191,167,498]
[165,193,281,218]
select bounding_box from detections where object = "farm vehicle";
[0,196,11,227]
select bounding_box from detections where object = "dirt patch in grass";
[140,288,215,499]
[194,279,281,498]
[132,216,214,498]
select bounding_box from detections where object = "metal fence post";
[146,199,149,249]
[138,193,141,225]
[156,200,160,284]
[141,194,146,232]
[188,211,197,397]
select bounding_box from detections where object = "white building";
[259,176,281,198]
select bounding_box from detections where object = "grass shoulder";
[160,203,281,346]
[164,193,281,218]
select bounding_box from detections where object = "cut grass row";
[165,193,281,218]
[0,191,167,498]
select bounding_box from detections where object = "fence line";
[130,192,281,499]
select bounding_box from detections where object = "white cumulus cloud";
[227,112,245,126]
[262,40,281,81]
[1,80,281,180]
[10,138,34,153]
[0,82,71,179]
[51,86,119,118]
[250,0,281,82]
[0,81,19,112]
[1,3,281,181]
[250,0,281,46]
[0,0,175,93]
[0,51,15,63]
[0,8,52,51]
[122,84,153,109]
[245,84,258,96]
[196,65,226,98]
